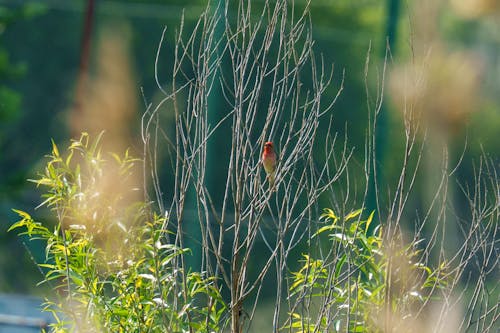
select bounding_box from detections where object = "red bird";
[262,141,277,189]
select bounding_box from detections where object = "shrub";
[10,133,225,332]
[286,209,448,332]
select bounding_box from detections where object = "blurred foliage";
[0,3,45,151]
[0,1,48,294]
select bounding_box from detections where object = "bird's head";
[264,141,274,153]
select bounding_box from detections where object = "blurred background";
[0,0,498,330]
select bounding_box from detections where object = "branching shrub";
[10,133,225,332]
[286,208,448,332]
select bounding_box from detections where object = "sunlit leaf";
[321,208,338,221]
[365,210,375,233]
[344,208,362,221]
[51,139,60,158]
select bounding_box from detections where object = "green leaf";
[8,209,32,232]
[314,224,334,236]
[365,210,375,233]
[8,220,27,232]
[11,208,31,220]
[321,208,338,221]
[344,208,362,221]
[112,309,129,317]
[334,255,347,280]
[51,139,60,158]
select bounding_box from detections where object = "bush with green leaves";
[286,209,448,332]
[9,133,226,332]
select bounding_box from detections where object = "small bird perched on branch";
[262,141,277,190]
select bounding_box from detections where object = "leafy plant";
[286,208,448,332]
[9,133,226,332]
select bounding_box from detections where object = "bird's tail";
[268,172,276,191]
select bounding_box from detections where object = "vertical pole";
[185,1,224,272]
[366,0,400,221]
